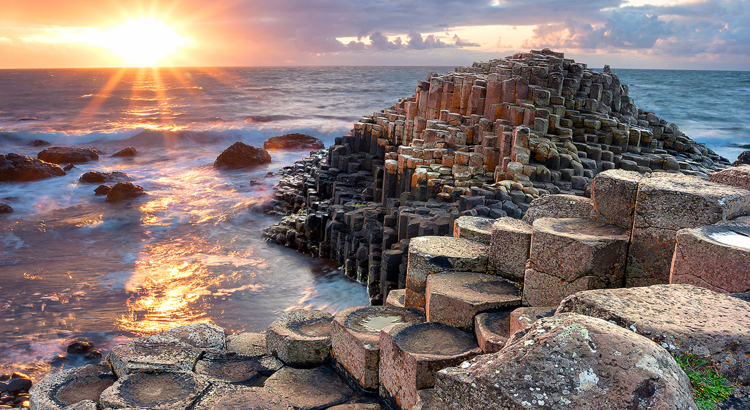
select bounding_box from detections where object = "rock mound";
[0,153,66,182]
[105,182,146,202]
[214,142,272,169]
[264,133,325,150]
[28,139,50,147]
[111,146,137,157]
[38,147,99,164]
[78,171,132,184]
[0,203,13,214]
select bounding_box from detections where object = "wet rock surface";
[0,203,13,214]
[78,171,132,184]
[37,147,99,164]
[214,141,272,169]
[0,153,66,182]
[264,133,325,150]
[111,146,137,157]
[105,182,146,202]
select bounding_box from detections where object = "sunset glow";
[98,18,192,66]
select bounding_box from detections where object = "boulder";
[488,217,532,282]
[435,313,697,410]
[264,133,325,150]
[0,203,13,214]
[29,364,116,410]
[474,311,512,354]
[106,334,203,377]
[266,309,333,366]
[192,385,293,410]
[105,182,146,202]
[521,194,594,225]
[453,216,494,244]
[406,236,489,311]
[161,322,226,350]
[331,306,425,392]
[627,174,750,287]
[99,371,209,409]
[558,284,750,383]
[591,169,644,230]
[66,341,95,354]
[709,166,750,190]
[226,332,267,356]
[0,153,65,182]
[38,147,99,164]
[264,365,353,410]
[214,141,272,169]
[28,139,50,147]
[734,151,750,166]
[379,322,482,410]
[426,272,521,332]
[94,185,111,196]
[111,147,137,157]
[78,171,132,184]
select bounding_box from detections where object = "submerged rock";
[78,171,132,184]
[94,185,111,196]
[105,182,146,202]
[28,139,50,147]
[38,147,99,164]
[0,203,13,214]
[0,153,66,182]
[214,141,272,169]
[111,146,137,157]
[264,133,325,150]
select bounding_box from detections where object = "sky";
[0,0,748,70]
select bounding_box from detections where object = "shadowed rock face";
[264,133,325,150]
[111,146,137,157]
[105,182,146,202]
[0,153,66,182]
[214,141,272,169]
[78,171,132,184]
[38,147,99,164]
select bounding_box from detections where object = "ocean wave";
[245,115,297,123]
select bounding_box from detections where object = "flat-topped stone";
[161,322,226,350]
[195,351,282,385]
[426,272,521,332]
[628,174,750,287]
[591,169,644,230]
[509,306,555,336]
[435,313,696,410]
[99,371,209,409]
[524,218,629,306]
[327,404,382,410]
[406,236,488,311]
[409,388,445,410]
[331,306,425,392]
[62,400,97,410]
[266,309,333,366]
[558,284,750,383]
[453,216,494,244]
[670,223,750,293]
[226,332,267,356]
[192,385,293,410]
[264,365,353,410]
[379,322,481,410]
[488,217,532,282]
[29,364,116,410]
[521,194,594,225]
[709,166,750,190]
[474,311,512,353]
[385,289,405,308]
[106,335,203,378]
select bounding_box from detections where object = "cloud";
[407,32,451,50]
[452,35,480,48]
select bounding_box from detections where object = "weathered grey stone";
[106,335,203,377]
[709,166,750,190]
[453,216,494,244]
[99,371,210,409]
[508,306,555,335]
[628,174,750,287]
[266,309,333,366]
[226,332,267,356]
[426,272,521,332]
[385,289,406,308]
[379,322,482,410]
[331,306,425,392]
[62,400,97,410]
[670,223,750,293]
[161,322,226,350]
[192,385,293,410]
[435,313,697,410]
[591,169,643,230]
[474,311,512,353]
[29,364,116,410]
[409,388,445,410]
[488,217,532,282]
[521,194,594,225]
[406,236,488,311]
[558,284,750,383]
[328,405,382,410]
[523,268,604,307]
[195,351,282,384]
[265,365,353,410]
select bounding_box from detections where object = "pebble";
[0,372,32,409]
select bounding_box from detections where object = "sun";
[100,18,192,66]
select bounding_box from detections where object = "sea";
[0,66,748,380]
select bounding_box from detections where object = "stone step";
[524,217,630,307]
[489,217,532,282]
[670,222,750,293]
[99,371,210,409]
[379,322,482,410]
[331,306,425,393]
[425,272,521,332]
[385,289,406,308]
[590,169,643,230]
[193,385,293,409]
[452,216,494,244]
[28,364,116,410]
[266,309,333,367]
[265,365,353,410]
[508,306,555,336]
[405,236,488,311]
[521,194,594,225]
[474,311,512,353]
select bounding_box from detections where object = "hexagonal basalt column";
[488,217,532,282]
[453,216,494,244]
[523,218,630,306]
[193,385,293,410]
[195,351,283,385]
[106,335,203,378]
[406,236,488,311]
[508,306,555,335]
[670,223,750,293]
[385,289,405,308]
[379,322,481,410]
[266,309,333,367]
[264,366,353,410]
[590,169,644,230]
[161,322,226,350]
[473,311,512,354]
[426,272,521,332]
[628,174,750,287]
[331,306,425,392]
[29,364,116,410]
[99,371,210,409]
